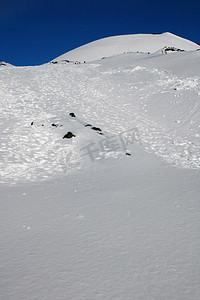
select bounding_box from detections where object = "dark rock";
[85,124,92,127]
[91,127,102,132]
[163,47,185,54]
[69,112,76,117]
[63,132,76,139]
[126,152,131,156]
[51,123,58,127]
[31,122,34,125]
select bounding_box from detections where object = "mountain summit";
[53,32,199,63]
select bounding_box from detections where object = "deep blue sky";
[0,0,199,66]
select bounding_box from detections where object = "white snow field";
[0,33,200,299]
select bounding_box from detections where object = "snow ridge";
[53,32,199,63]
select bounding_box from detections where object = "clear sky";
[0,0,199,66]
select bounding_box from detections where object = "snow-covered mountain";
[0,33,200,300]
[53,32,199,63]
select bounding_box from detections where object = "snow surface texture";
[0,33,200,299]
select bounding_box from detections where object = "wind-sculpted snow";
[0,51,200,184]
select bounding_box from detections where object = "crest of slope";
[53,32,199,63]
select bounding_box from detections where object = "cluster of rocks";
[162,47,185,54]
[50,60,82,65]
[68,112,103,136]
[30,113,132,157]
[30,112,103,140]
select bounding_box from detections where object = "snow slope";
[0,34,200,299]
[1,49,200,184]
[53,32,200,63]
